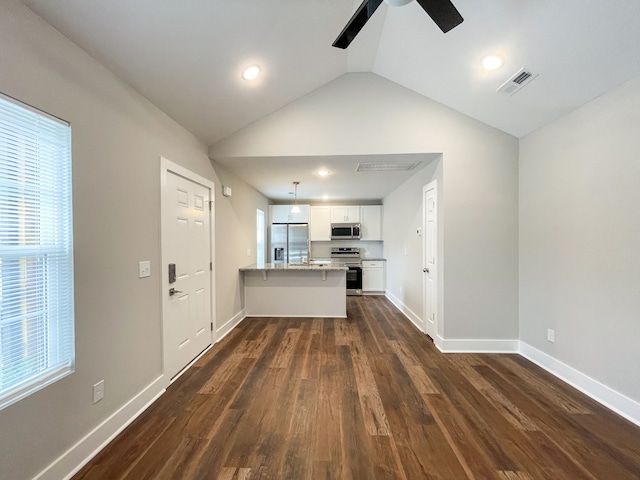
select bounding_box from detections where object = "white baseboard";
[438,338,520,353]
[35,375,166,480]
[519,342,640,427]
[36,309,249,480]
[385,292,518,354]
[216,308,246,341]
[385,291,424,331]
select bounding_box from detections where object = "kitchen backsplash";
[311,240,383,259]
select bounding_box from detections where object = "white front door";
[161,160,214,380]
[423,181,437,339]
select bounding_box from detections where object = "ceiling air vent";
[497,68,538,96]
[356,161,421,172]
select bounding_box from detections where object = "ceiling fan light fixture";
[241,64,261,81]
[481,54,504,71]
[383,0,413,6]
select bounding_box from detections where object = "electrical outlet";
[138,261,151,278]
[404,248,408,256]
[547,329,555,343]
[93,380,105,404]
[246,248,251,257]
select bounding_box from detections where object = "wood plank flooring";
[73,296,640,479]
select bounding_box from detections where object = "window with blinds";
[0,93,75,410]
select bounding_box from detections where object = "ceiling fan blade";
[332,0,384,49]
[415,0,464,33]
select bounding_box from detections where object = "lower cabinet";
[362,260,385,293]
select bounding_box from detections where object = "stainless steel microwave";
[331,223,361,240]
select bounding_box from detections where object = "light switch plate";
[139,261,151,278]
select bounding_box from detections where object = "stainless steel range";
[331,247,362,296]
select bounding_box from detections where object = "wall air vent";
[356,161,421,172]
[497,68,539,96]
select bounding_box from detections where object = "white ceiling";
[20,0,640,200]
[215,153,440,202]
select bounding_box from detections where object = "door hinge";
[210,322,214,332]
[210,261,213,271]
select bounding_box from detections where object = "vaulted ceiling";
[20,0,640,200]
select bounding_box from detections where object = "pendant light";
[291,181,301,214]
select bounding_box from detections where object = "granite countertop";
[240,262,348,272]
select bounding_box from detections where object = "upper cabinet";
[270,204,309,223]
[330,206,361,223]
[309,206,331,241]
[360,205,383,241]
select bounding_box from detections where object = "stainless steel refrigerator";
[270,223,309,264]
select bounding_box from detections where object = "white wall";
[520,74,640,405]
[0,2,268,478]
[210,73,520,344]
[211,161,271,329]
[383,157,443,334]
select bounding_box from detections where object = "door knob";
[423,268,429,273]
[169,287,183,296]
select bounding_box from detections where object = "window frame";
[0,92,75,410]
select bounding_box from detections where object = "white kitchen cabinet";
[360,205,383,241]
[309,206,331,241]
[330,206,361,223]
[270,204,309,223]
[362,260,385,293]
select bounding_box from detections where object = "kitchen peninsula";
[240,263,347,318]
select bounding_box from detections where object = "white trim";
[216,309,247,340]
[385,291,424,331]
[519,342,640,427]
[160,156,217,379]
[438,338,520,353]
[433,334,445,351]
[160,157,215,190]
[387,292,640,424]
[422,180,438,337]
[34,376,166,480]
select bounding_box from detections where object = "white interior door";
[162,160,214,380]
[423,181,437,339]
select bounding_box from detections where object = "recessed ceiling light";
[241,65,261,81]
[481,55,504,71]
[318,169,330,177]
[322,195,329,201]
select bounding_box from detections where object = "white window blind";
[0,93,75,410]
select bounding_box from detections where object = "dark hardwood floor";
[74,296,640,479]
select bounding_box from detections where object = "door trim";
[422,180,437,338]
[160,156,216,381]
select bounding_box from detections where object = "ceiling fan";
[332,0,464,49]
